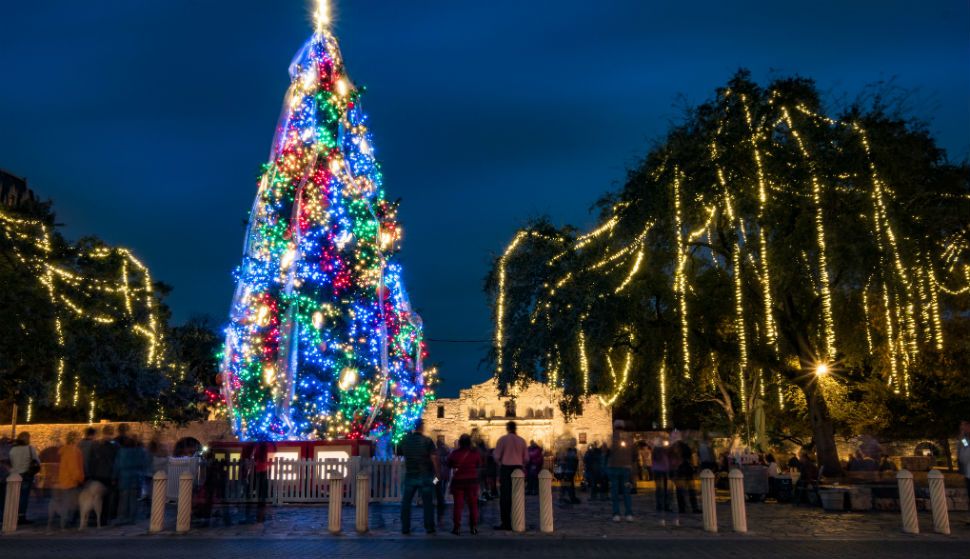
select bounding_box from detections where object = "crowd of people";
[0,424,166,527]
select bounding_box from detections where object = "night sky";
[1,1,967,397]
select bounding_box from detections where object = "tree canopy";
[0,196,209,424]
[487,72,970,472]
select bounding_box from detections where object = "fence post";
[926,470,949,535]
[538,469,553,533]
[728,468,747,533]
[511,469,526,533]
[700,469,717,533]
[896,469,919,534]
[149,470,167,533]
[3,473,22,534]
[329,476,344,534]
[355,472,369,534]
[176,472,193,533]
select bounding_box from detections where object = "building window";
[579,432,587,444]
[469,408,477,420]
[437,405,445,419]
[545,407,554,419]
[436,435,445,445]
[504,400,516,418]
[526,408,534,418]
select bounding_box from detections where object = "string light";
[673,169,691,379]
[0,209,164,414]
[782,108,836,359]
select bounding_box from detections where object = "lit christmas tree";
[220,0,432,443]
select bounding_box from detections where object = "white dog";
[78,480,107,530]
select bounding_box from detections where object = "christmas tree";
[220,1,432,443]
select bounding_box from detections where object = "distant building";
[0,169,36,209]
[422,378,613,452]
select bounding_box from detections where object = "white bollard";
[728,468,747,533]
[149,470,167,533]
[511,469,526,533]
[176,472,193,533]
[897,469,919,534]
[927,470,949,535]
[3,473,22,534]
[700,469,717,533]
[355,473,369,534]
[329,476,344,534]
[538,469,554,533]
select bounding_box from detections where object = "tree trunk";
[801,381,841,476]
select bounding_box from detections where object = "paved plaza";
[6,491,969,542]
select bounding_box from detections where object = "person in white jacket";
[8,432,39,524]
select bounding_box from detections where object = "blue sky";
[1,1,967,396]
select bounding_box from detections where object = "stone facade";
[422,378,613,452]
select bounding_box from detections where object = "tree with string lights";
[488,72,969,474]
[218,0,433,443]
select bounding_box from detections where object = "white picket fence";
[165,456,404,505]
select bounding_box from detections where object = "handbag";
[26,458,41,477]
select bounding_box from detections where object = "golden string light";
[741,95,777,348]
[782,108,836,359]
[1,208,166,416]
[673,169,691,379]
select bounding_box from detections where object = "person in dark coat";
[557,446,581,505]
[672,440,700,513]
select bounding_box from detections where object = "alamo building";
[421,378,614,451]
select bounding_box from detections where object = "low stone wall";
[2,420,237,456]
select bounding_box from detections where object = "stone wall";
[2,420,236,457]
[422,378,613,453]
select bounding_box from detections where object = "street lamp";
[815,362,830,376]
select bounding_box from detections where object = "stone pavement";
[6,490,970,541]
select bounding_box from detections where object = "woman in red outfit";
[447,434,482,535]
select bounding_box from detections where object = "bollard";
[3,473,22,534]
[329,476,344,534]
[927,470,949,535]
[149,470,167,533]
[897,469,919,534]
[511,469,526,533]
[538,469,554,533]
[728,468,747,533]
[700,469,717,533]
[175,472,193,533]
[355,473,370,534]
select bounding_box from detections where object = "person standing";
[672,439,700,514]
[114,435,148,525]
[958,419,970,520]
[558,445,581,505]
[89,426,119,522]
[652,441,671,518]
[638,441,653,482]
[434,439,451,526]
[8,432,40,524]
[447,434,482,535]
[493,421,527,531]
[607,421,635,522]
[53,431,85,527]
[526,441,543,495]
[584,444,603,500]
[398,420,439,534]
[78,427,97,480]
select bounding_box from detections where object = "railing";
[165,456,404,505]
